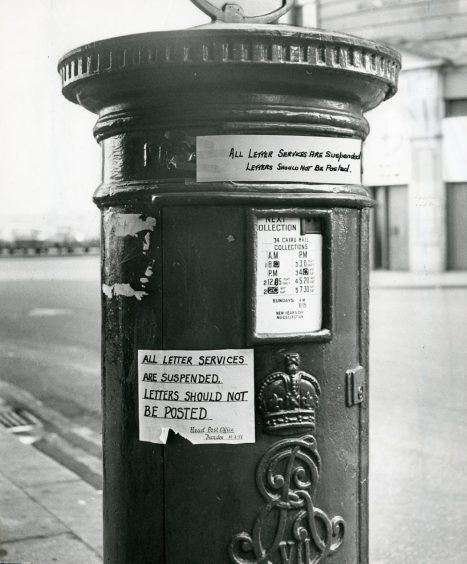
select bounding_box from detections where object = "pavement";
[0,427,102,564]
[0,382,102,491]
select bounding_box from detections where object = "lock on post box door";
[58,0,400,562]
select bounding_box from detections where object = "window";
[445,99,467,118]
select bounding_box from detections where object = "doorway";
[447,182,467,270]
[371,185,409,270]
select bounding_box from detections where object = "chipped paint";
[142,232,151,251]
[102,283,148,301]
[112,213,156,237]
[139,262,155,288]
[102,212,157,300]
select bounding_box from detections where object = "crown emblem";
[258,353,321,435]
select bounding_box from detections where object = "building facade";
[292,0,467,271]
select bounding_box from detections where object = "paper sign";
[197,135,362,184]
[255,217,322,335]
[138,349,255,445]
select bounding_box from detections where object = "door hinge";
[346,366,365,407]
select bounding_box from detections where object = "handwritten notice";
[196,135,362,184]
[255,217,322,335]
[138,349,255,445]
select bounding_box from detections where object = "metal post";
[59,2,400,562]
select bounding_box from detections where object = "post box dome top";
[58,1,401,116]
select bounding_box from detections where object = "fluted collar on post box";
[58,25,400,117]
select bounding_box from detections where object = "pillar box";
[59,2,400,562]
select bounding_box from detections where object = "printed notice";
[255,217,322,335]
[197,135,362,184]
[138,349,254,445]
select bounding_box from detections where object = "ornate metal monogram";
[230,354,345,564]
[258,354,321,435]
[229,435,345,564]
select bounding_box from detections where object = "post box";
[59,2,400,562]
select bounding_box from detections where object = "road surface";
[0,256,101,430]
[370,284,467,564]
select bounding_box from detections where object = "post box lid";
[58,2,401,115]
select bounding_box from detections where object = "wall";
[319,0,467,64]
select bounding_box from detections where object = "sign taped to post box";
[255,216,323,335]
[196,134,362,184]
[138,349,255,445]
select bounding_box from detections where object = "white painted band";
[196,135,362,184]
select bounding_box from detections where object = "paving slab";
[0,494,68,543]
[0,431,77,488]
[25,481,103,557]
[0,474,24,502]
[0,429,102,563]
[0,532,102,564]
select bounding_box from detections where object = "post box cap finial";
[191,0,294,23]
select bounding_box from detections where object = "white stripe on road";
[28,308,72,317]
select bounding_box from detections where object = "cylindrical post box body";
[59,19,399,564]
